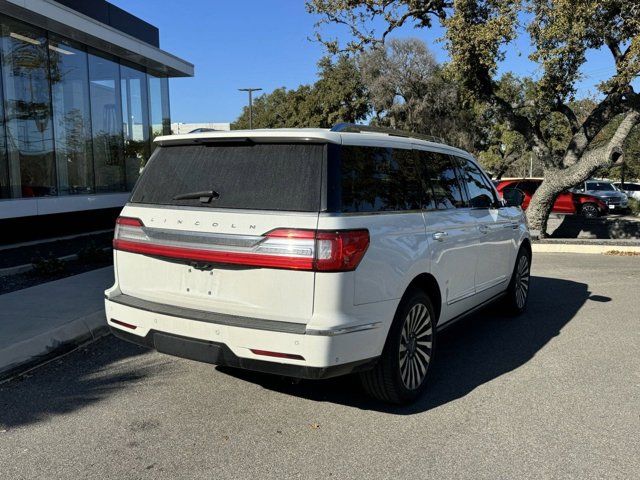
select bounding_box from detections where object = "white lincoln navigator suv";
[105,124,531,404]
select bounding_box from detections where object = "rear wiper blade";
[172,190,220,203]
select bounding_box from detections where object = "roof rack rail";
[330,123,447,145]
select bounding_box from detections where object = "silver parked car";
[574,180,629,213]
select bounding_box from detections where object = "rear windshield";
[131,143,325,212]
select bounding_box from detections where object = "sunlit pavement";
[1,253,639,479]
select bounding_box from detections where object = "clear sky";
[111,1,620,124]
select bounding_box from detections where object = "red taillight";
[116,217,143,227]
[264,228,370,271]
[112,216,369,272]
[250,349,305,360]
[113,216,145,250]
[314,230,370,271]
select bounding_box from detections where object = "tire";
[503,247,531,315]
[580,203,600,218]
[360,289,436,404]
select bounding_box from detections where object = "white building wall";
[171,122,231,134]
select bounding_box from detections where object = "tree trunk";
[526,110,640,236]
[524,171,561,236]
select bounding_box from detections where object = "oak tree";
[308,0,640,235]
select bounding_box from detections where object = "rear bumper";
[104,295,385,377]
[110,327,377,379]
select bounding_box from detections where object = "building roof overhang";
[0,0,194,77]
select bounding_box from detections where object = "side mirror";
[470,194,493,209]
[503,188,525,207]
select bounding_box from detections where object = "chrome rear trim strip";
[143,227,263,248]
[306,322,382,336]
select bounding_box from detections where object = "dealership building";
[0,0,193,241]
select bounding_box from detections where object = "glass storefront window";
[49,34,94,195]
[148,73,171,146]
[159,77,170,135]
[0,63,8,198]
[0,19,172,199]
[88,49,125,193]
[120,62,149,189]
[0,16,55,198]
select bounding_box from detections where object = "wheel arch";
[402,273,443,323]
[519,237,532,259]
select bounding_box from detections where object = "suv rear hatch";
[114,141,327,325]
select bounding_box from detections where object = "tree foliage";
[232,55,369,129]
[308,0,640,234]
[359,38,480,150]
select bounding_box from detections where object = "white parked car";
[613,182,640,201]
[105,124,531,404]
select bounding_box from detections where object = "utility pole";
[238,87,262,129]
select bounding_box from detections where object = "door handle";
[432,231,448,242]
[478,224,489,234]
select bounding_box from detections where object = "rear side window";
[417,150,466,209]
[456,157,497,207]
[130,143,324,212]
[338,146,424,212]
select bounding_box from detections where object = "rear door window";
[130,143,324,212]
[338,146,425,212]
[417,150,466,209]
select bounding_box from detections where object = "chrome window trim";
[319,209,425,217]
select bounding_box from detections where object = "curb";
[0,310,109,383]
[532,243,640,254]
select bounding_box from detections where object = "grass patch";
[604,250,640,256]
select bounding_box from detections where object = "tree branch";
[380,4,446,42]
[605,35,622,65]
[555,101,580,134]
[562,92,633,165]
[605,109,640,160]
[487,93,549,158]
[308,0,450,52]
[562,109,640,177]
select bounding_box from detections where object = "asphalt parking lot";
[1,253,639,479]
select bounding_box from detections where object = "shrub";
[31,255,66,276]
[77,241,111,264]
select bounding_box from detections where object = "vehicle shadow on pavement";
[218,275,602,414]
[550,215,640,239]
[0,337,152,429]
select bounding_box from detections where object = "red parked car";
[496,178,609,218]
